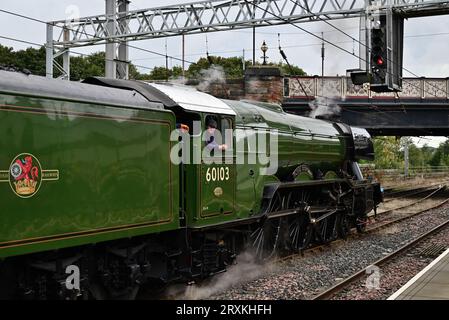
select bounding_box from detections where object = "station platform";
[388,248,449,300]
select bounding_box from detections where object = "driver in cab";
[205,119,228,152]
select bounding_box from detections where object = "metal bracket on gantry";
[45,0,449,80]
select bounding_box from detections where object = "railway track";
[382,185,442,204]
[278,186,449,262]
[311,218,449,300]
[149,184,449,300]
[369,185,449,218]
[367,187,449,229]
[307,186,449,300]
[383,179,449,199]
[190,186,449,300]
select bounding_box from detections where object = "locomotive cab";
[142,83,239,228]
[186,112,237,225]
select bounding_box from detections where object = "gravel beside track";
[187,202,449,300]
[366,189,449,228]
[382,177,449,191]
[330,225,449,300]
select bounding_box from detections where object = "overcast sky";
[0,1,448,146]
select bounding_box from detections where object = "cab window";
[204,115,233,156]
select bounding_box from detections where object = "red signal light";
[376,57,384,66]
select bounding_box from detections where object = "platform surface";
[389,248,449,300]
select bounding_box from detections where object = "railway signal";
[348,10,403,90]
[370,18,387,86]
[369,10,404,92]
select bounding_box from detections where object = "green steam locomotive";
[0,70,382,299]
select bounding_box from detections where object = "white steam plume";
[177,251,276,300]
[197,65,226,92]
[309,96,341,119]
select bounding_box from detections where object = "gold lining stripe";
[42,169,60,181]
[0,168,58,180]
[0,103,170,125]
[0,170,8,182]
[0,218,174,250]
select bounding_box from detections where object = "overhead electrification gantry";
[45,0,449,80]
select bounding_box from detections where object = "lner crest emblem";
[0,153,59,198]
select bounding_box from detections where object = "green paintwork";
[0,79,350,259]
[0,92,179,258]
[190,99,347,225]
[200,161,235,217]
[296,171,314,181]
[183,116,241,227]
[324,171,339,180]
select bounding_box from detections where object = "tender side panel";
[0,94,178,257]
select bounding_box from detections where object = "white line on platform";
[387,248,449,300]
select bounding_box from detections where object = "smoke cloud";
[309,96,341,119]
[178,251,276,300]
[197,65,227,92]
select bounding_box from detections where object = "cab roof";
[148,82,236,116]
[83,77,236,116]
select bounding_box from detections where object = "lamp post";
[261,41,268,65]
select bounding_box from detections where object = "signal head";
[374,56,384,66]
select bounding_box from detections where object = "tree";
[368,136,449,171]
[187,56,250,79]
[430,140,449,167]
[187,56,307,79]
[148,66,171,80]
[129,64,146,80]
[0,44,47,76]
[0,44,308,82]
[172,66,184,78]
[371,136,402,169]
[0,45,15,67]
[276,62,306,76]
[70,52,105,81]
[135,65,185,81]
[407,143,424,168]
[421,144,436,167]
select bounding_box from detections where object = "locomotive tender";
[0,70,382,299]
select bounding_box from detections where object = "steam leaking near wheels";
[177,250,276,300]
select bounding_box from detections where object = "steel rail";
[376,186,445,215]
[311,217,449,300]
[280,189,449,262]
[382,183,449,203]
[160,190,449,299]
[366,194,449,231]
[383,179,449,198]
